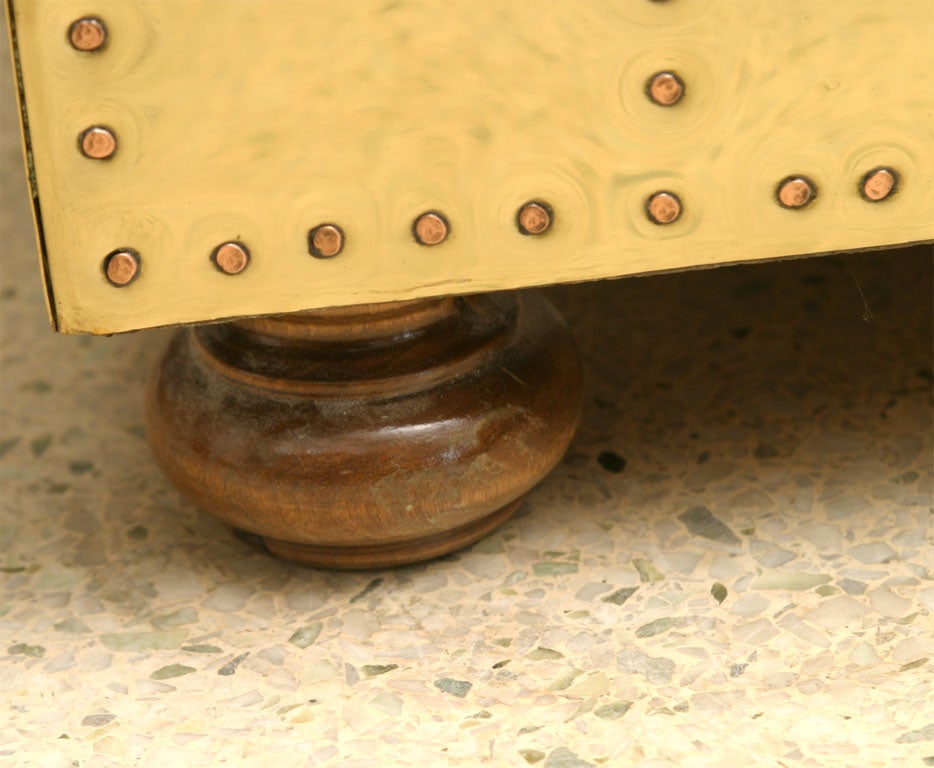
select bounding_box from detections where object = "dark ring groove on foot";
[239,500,523,570]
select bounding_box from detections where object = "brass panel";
[7,0,934,334]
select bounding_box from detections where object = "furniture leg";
[144,290,582,568]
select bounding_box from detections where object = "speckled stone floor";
[2,47,933,768]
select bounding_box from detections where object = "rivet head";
[69,17,107,51]
[647,72,684,106]
[646,192,682,224]
[413,212,449,246]
[79,126,117,160]
[211,242,250,275]
[517,201,553,235]
[308,224,345,258]
[777,176,816,209]
[103,249,140,287]
[861,167,897,202]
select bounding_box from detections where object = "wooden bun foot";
[145,291,582,569]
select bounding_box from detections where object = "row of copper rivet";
[102,205,548,287]
[100,164,900,288]
[65,18,902,288]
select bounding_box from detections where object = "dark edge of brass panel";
[5,0,58,330]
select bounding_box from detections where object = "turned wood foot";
[144,291,582,569]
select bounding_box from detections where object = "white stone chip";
[804,597,871,629]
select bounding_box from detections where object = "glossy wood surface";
[144,291,583,568]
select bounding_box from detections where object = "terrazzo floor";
[2,49,933,768]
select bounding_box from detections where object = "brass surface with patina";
[6,0,934,334]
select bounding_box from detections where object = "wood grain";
[8,0,933,333]
[144,291,583,568]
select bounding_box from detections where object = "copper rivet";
[79,126,117,160]
[777,177,816,209]
[212,242,250,275]
[861,168,897,202]
[648,71,684,106]
[413,212,449,246]
[69,17,107,51]
[646,192,682,224]
[103,250,140,287]
[308,224,345,258]
[517,201,553,235]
